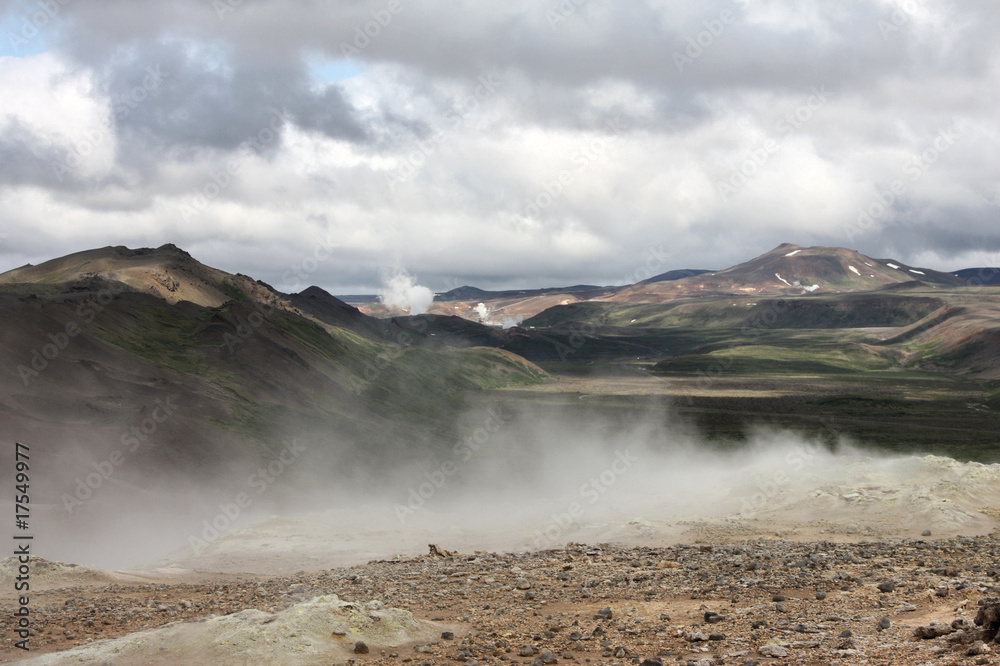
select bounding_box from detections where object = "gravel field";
[3,534,1000,665]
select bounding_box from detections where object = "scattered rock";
[428,544,455,558]
[914,623,955,639]
[759,644,788,658]
[14,538,1000,665]
[976,598,1000,643]
[537,650,559,663]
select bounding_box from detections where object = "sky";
[0,0,998,293]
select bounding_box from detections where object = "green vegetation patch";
[89,299,213,374]
[654,343,898,376]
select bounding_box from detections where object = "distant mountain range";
[356,244,988,324]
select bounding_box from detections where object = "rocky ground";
[2,534,1000,665]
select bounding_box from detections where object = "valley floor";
[1,533,999,665]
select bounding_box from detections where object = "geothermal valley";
[1,243,1000,665]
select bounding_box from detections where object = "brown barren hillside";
[0,244,278,307]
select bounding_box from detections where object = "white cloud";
[0,0,998,287]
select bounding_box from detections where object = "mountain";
[286,285,394,340]
[0,243,279,307]
[0,245,547,525]
[641,268,712,284]
[607,243,966,303]
[953,267,1000,285]
[435,284,605,302]
[379,245,968,325]
[518,244,1000,381]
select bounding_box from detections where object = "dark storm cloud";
[0,119,69,188]
[871,212,1000,262]
[94,41,364,161]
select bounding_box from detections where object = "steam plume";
[377,269,434,314]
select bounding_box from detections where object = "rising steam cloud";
[377,270,434,314]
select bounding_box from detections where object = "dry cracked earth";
[3,535,1000,665]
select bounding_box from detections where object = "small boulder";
[759,644,788,658]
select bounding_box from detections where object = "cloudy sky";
[0,0,998,292]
